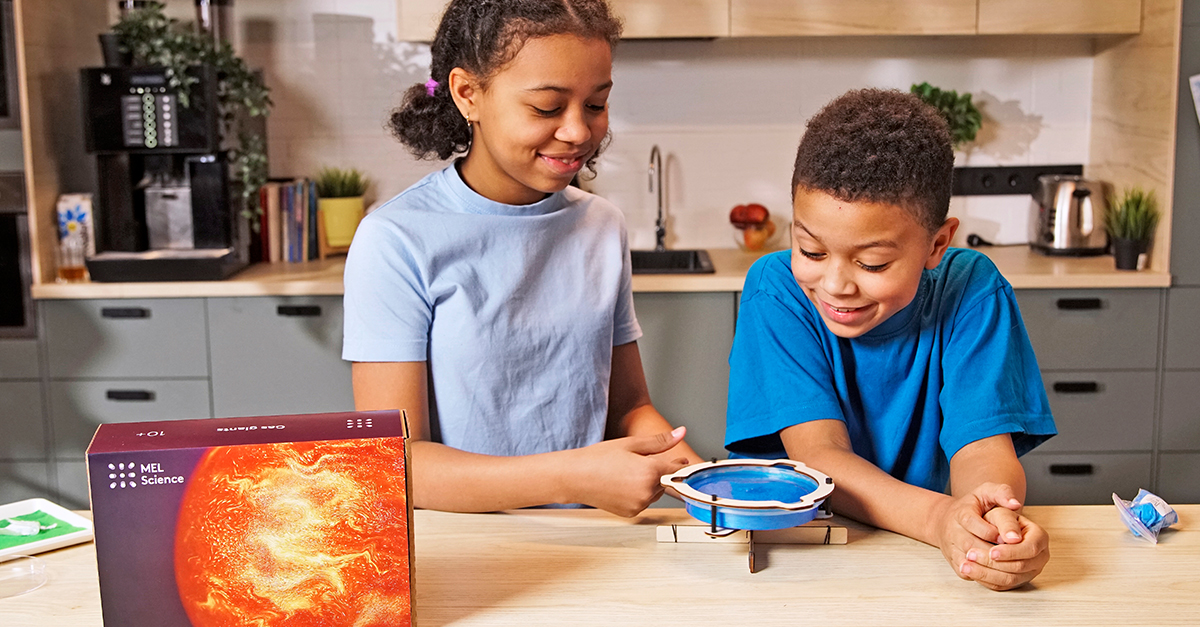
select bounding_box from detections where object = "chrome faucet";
[648,145,666,251]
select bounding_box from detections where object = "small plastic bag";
[1112,489,1178,544]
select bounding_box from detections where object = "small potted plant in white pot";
[1104,187,1161,271]
[315,167,369,257]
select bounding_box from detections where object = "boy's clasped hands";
[932,483,1050,591]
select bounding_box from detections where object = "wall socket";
[952,165,1083,196]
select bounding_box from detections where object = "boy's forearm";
[797,443,951,546]
[947,435,1028,504]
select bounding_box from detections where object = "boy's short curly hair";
[791,88,954,233]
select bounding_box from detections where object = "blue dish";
[661,459,834,531]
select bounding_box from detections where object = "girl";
[343,0,701,516]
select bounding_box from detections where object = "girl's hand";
[932,482,1044,590]
[565,427,690,517]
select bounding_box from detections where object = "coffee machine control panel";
[121,88,179,149]
[82,67,219,154]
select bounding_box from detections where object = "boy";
[725,89,1057,591]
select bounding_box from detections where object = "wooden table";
[2,506,1197,626]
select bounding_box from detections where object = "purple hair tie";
[425,78,439,96]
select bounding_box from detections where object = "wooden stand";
[316,208,351,260]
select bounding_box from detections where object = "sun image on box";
[86,411,413,627]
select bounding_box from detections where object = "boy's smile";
[790,188,958,338]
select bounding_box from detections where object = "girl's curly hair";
[791,89,955,233]
[389,0,622,175]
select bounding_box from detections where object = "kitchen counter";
[30,246,1171,300]
[2,505,1197,626]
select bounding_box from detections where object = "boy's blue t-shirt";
[726,248,1056,492]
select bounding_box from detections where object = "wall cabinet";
[396,0,728,41]
[978,0,1143,34]
[732,0,977,37]
[396,0,1143,41]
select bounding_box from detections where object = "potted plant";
[911,82,983,149]
[315,167,370,252]
[1104,187,1161,271]
[111,2,271,230]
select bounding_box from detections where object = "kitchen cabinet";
[0,461,52,504]
[1022,452,1152,505]
[0,338,40,379]
[731,0,978,36]
[977,0,1143,34]
[42,299,209,379]
[633,292,736,463]
[1014,288,1162,504]
[1158,453,1200,502]
[0,382,47,460]
[1014,289,1162,371]
[208,296,353,418]
[396,0,728,41]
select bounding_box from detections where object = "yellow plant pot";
[319,196,364,248]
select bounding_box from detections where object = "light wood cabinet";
[731,0,978,37]
[978,0,1142,34]
[610,0,728,38]
[397,0,729,41]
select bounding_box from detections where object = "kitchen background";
[131,0,1093,251]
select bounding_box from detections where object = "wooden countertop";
[30,246,1171,300]
[2,505,1197,626]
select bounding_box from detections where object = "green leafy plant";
[1104,187,1161,242]
[112,2,271,229]
[910,82,983,149]
[315,167,369,199]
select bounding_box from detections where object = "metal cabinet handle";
[1055,298,1102,311]
[277,305,322,317]
[101,307,150,319]
[106,390,155,401]
[1052,381,1099,394]
[1048,463,1094,476]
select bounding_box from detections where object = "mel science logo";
[107,462,137,489]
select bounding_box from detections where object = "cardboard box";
[86,411,413,627]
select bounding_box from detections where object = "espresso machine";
[79,64,248,281]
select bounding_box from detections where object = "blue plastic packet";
[1112,489,1178,544]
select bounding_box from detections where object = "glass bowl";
[733,221,780,252]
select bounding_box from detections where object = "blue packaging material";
[1112,489,1178,544]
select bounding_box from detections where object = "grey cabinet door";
[1165,287,1200,369]
[48,379,212,460]
[0,338,40,379]
[0,461,52,504]
[1170,19,1200,284]
[1157,453,1200,503]
[208,296,354,418]
[43,299,209,378]
[1036,371,1156,453]
[633,292,735,462]
[1022,452,1152,505]
[1160,371,1200,451]
[1014,289,1161,371]
[0,381,46,460]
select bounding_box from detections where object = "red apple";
[730,203,770,228]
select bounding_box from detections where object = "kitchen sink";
[631,249,714,274]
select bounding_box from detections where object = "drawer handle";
[277,305,322,317]
[1055,298,1102,311]
[1048,463,1094,476]
[106,390,155,401]
[1052,381,1099,394]
[101,307,150,319]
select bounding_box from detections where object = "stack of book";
[257,178,319,263]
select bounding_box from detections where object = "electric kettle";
[1030,175,1111,256]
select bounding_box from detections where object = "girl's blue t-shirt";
[726,248,1056,492]
[342,164,641,457]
